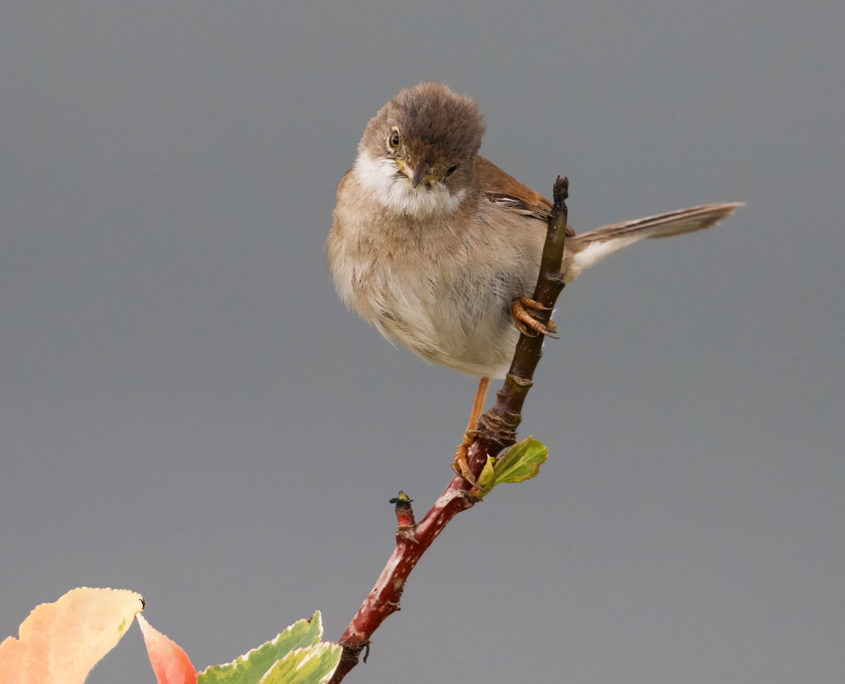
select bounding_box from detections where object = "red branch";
[333,488,473,668]
[329,178,569,683]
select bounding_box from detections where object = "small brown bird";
[327,82,741,478]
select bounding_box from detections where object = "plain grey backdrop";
[2,1,843,682]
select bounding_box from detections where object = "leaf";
[137,615,197,684]
[490,436,548,484]
[473,437,548,498]
[197,612,324,684]
[0,586,144,684]
[474,455,497,493]
[258,643,342,684]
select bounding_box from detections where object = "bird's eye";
[445,164,459,177]
[388,129,401,151]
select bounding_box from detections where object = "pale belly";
[338,253,531,378]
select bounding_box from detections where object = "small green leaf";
[471,437,548,499]
[475,455,497,492]
[491,436,548,485]
[198,612,324,684]
[259,643,342,684]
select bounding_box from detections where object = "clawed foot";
[512,296,558,338]
[452,376,490,488]
[452,432,478,487]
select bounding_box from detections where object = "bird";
[327,82,741,481]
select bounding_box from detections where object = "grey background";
[1,1,842,682]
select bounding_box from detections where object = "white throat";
[354,151,467,218]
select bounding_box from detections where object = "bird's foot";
[452,431,479,487]
[512,296,559,338]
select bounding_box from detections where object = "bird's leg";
[452,376,491,485]
[453,298,556,485]
[512,296,558,338]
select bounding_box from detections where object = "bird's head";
[354,82,485,218]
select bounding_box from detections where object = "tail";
[564,202,743,282]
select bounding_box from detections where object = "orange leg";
[512,296,558,337]
[452,376,491,485]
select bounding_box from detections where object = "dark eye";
[445,164,459,177]
[388,129,401,151]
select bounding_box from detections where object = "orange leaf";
[137,615,197,684]
[0,586,144,684]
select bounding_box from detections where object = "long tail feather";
[565,202,743,282]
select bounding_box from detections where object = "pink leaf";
[137,615,197,684]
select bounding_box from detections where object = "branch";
[329,178,569,683]
[467,176,570,467]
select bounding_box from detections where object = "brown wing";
[476,157,575,237]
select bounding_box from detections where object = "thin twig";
[329,178,569,683]
[467,176,569,464]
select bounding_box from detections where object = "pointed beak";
[409,163,427,188]
[396,158,433,188]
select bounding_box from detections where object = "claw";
[512,297,558,338]
[452,433,478,487]
[451,376,490,488]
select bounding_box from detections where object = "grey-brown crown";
[359,82,486,164]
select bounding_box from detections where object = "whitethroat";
[327,82,742,482]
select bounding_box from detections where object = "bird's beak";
[410,164,427,188]
[397,159,430,188]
